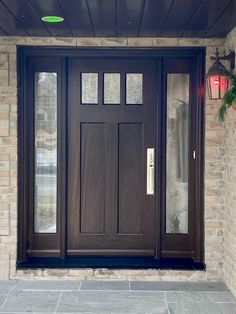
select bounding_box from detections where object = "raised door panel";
[118,123,143,234]
[80,123,105,234]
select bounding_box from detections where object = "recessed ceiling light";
[41,16,64,23]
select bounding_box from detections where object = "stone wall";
[0,36,226,282]
[223,28,236,297]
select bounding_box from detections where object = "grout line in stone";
[0,296,8,313]
[214,301,236,304]
[21,289,76,292]
[0,295,8,311]
[164,292,171,314]
[8,281,18,293]
[13,288,235,294]
[0,281,19,311]
[54,291,63,313]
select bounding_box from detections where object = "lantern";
[207,48,235,100]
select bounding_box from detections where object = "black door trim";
[17,46,205,268]
[17,256,205,270]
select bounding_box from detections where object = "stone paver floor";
[0,280,235,313]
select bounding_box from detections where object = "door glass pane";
[81,73,98,104]
[126,73,143,104]
[104,73,120,104]
[166,74,189,234]
[34,72,57,233]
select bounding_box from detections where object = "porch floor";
[0,280,235,313]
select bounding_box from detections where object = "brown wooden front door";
[67,59,157,256]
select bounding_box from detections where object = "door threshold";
[17,257,205,270]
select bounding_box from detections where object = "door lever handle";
[147,148,155,195]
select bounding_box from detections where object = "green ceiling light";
[41,16,64,23]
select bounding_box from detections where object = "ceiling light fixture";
[41,16,64,23]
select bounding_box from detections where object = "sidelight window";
[34,72,57,233]
[166,74,189,234]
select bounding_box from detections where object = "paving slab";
[130,281,229,291]
[0,290,61,313]
[165,291,236,303]
[0,281,17,295]
[13,280,81,291]
[0,281,235,314]
[57,291,167,313]
[168,302,236,314]
[81,280,129,291]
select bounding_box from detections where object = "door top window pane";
[126,73,143,105]
[104,73,120,105]
[81,73,98,105]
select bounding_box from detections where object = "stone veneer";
[0,36,230,287]
[223,27,236,297]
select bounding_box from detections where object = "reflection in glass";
[34,72,57,233]
[104,73,120,104]
[126,73,143,104]
[166,74,189,234]
[81,73,98,104]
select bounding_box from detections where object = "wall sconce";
[207,48,235,100]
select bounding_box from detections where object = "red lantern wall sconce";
[207,48,235,100]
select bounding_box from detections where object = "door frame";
[17,46,205,268]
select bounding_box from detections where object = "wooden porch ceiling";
[0,0,235,38]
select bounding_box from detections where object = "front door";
[18,47,205,267]
[67,59,157,256]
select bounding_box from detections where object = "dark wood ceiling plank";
[204,0,236,37]
[182,0,232,37]
[160,0,203,37]
[58,0,93,36]
[139,0,174,37]
[0,0,236,38]
[1,0,49,36]
[29,0,72,36]
[0,26,8,35]
[0,1,28,36]
[116,0,144,37]
[87,0,116,37]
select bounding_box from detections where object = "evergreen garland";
[217,70,236,122]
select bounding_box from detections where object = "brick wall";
[0,36,227,283]
[223,27,236,297]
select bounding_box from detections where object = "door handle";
[147,148,155,195]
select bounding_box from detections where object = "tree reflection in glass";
[166,74,189,234]
[34,72,57,233]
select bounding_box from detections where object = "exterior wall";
[223,28,236,297]
[0,36,226,282]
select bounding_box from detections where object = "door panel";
[118,123,143,234]
[67,59,157,256]
[80,123,106,234]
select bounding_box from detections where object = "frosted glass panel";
[34,72,57,233]
[81,73,98,104]
[126,73,143,104]
[166,74,189,234]
[104,73,120,104]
